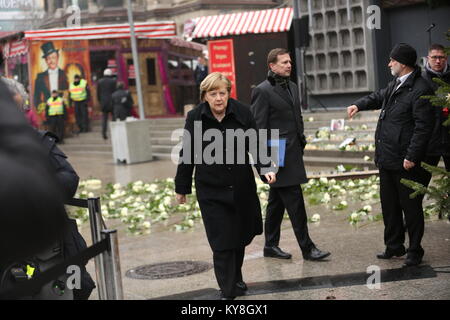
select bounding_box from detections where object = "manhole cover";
[126,261,213,280]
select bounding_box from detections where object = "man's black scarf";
[268,70,290,89]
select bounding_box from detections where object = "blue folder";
[268,139,286,167]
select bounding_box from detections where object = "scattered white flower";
[351,212,359,220]
[120,208,128,217]
[142,221,151,229]
[363,205,372,212]
[311,214,321,222]
[363,155,371,161]
[85,179,102,190]
[319,177,328,184]
[113,183,122,190]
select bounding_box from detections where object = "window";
[146,58,156,85]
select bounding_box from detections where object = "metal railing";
[66,197,124,300]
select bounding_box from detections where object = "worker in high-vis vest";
[69,74,90,133]
[46,90,66,143]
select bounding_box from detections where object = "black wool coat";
[354,67,434,170]
[97,76,117,112]
[421,65,450,157]
[175,99,267,251]
[251,77,308,187]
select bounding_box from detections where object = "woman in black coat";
[175,72,276,300]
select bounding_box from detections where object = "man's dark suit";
[34,69,68,108]
[251,75,315,254]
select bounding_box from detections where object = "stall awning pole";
[126,0,145,119]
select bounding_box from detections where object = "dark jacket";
[175,99,265,251]
[97,76,117,112]
[354,67,434,170]
[38,131,79,200]
[251,76,308,187]
[421,64,450,157]
[112,89,133,121]
[34,69,68,107]
[194,65,208,86]
[0,80,67,268]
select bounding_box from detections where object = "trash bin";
[110,119,153,164]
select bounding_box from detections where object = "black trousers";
[48,115,65,142]
[101,111,115,138]
[379,168,425,257]
[212,246,245,298]
[422,155,450,186]
[265,185,314,253]
[74,100,89,132]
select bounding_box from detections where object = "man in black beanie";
[347,43,434,267]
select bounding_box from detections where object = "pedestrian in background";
[46,90,66,144]
[175,72,276,300]
[112,81,133,121]
[251,48,330,262]
[347,43,434,267]
[69,74,90,133]
[421,43,450,176]
[97,68,117,140]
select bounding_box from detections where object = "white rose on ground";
[308,117,314,122]
[148,184,158,193]
[166,178,174,183]
[113,183,121,190]
[109,201,115,208]
[81,190,88,196]
[350,212,359,220]
[101,205,108,213]
[120,207,128,217]
[142,221,151,229]
[134,181,143,186]
[85,179,102,190]
[158,203,165,211]
[163,196,172,206]
[133,185,142,192]
[348,181,356,188]
[363,205,372,212]
[88,192,95,198]
[341,201,348,206]
[319,177,328,184]
[363,155,371,161]
[187,219,195,227]
[322,193,331,203]
[311,214,320,222]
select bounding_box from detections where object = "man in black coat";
[33,42,68,110]
[112,81,133,121]
[421,43,450,177]
[251,48,330,261]
[348,43,434,267]
[97,68,117,140]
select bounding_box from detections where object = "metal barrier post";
[101,230,124,300]
[88,197,107,300]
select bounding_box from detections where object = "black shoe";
[219,291,235,300]
[263,246,292,259]
[376,247,406,259]
[403,253,423,267]
[303,246,331,261]
[236,281,248,292]
[103,135,108,140]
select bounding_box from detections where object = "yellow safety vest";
[47,97,64,116]
[69,79,87,101]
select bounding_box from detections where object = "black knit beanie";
[390,43,417,67]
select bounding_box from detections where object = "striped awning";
[191,8,293,39]
[2,39,28,59]
[24,22,177,40]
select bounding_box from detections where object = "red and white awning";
[24,22,177,40]
[2,39,28,58]
[191,8,293,39]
